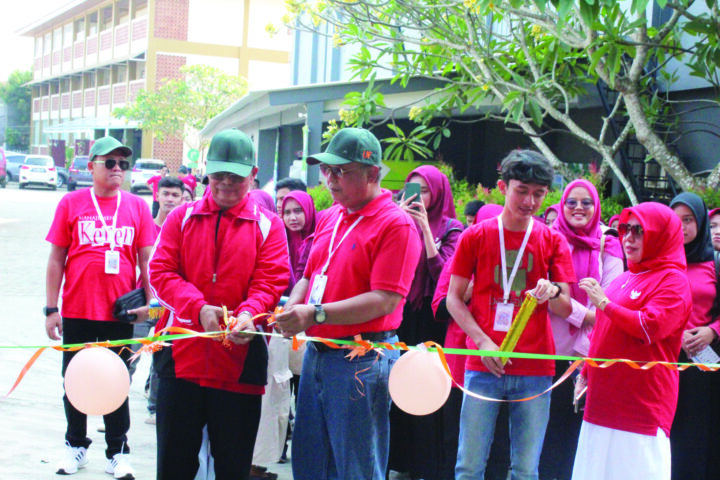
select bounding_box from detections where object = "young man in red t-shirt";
[447,150,576,480]
[45,136,156,479]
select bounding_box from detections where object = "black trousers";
[156,377,261,480]
[670,350,720,480]
[61,318,133,459]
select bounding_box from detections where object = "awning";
[43,117,140,134]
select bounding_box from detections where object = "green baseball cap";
[307,128,382,166]
[89,137,132,162]
[206,129,255,177]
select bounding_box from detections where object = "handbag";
[113,288,147,323]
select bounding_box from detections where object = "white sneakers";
[55,443,135,479]
[56,442,88,475]
[105,453,136,479]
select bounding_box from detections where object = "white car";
[19,155,58,190]
[130,159,165,194]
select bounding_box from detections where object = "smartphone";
[405,182,421,210]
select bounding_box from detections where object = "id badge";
[308,274,328,305]
[493,302,514,332]
[105,250,120,275]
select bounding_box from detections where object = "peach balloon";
[64,347,130,416]
[389,349,452,416]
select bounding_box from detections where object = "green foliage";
[308,183,334,211]
[282,0,720,197]
[0,70,32,151]
[65,146,75,168]
[693,188,720,211]
[114,65,247,146]
[437,162,476,223]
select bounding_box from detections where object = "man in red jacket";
[149,129,290,480]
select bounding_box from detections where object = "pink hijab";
[248,190,276,213]
[553,180,623,305]
[281,191,317,274]
[405,165,457,239]
[619,202,686,274]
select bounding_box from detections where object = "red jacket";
[149,193,290,394]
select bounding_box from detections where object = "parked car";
[56,165,69,188]
[19,155,58,190]
[66,156,92,191]
[130,159,165,194]
[5,152,27,182]
[0,148,6,188]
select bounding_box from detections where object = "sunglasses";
[319,164,366,179]
[618,223,644,238]
[564,198,594,210]
[94,158,130,171]
[208,172,246,183]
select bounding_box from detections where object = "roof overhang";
[18,0,106,37]
[43,116,139,134]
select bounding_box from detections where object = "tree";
[280,0,720,203]
[0,70,32,151]
[113,65,248,151]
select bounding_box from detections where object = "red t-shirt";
[450,218,575,376]
[147,175,162,201]
[179,174,197,192]
[46,189,156,321]
[303,190,422,339]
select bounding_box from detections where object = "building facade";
[20,0,291,169]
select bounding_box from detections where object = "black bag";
[113,288,147,323]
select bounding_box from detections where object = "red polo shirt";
[303,190,422,339]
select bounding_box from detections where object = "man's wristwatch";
[43,306,59,316]
[549,282,562,300]
[314,304,327,324]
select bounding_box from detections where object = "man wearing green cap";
[275,127,422,480]
[149,129,290,480]
[45,136,156,478]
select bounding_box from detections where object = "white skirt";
[571,421,670,480]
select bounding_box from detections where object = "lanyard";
[90,188,121,250]
[498,216,533,303]
[321,213,363,275]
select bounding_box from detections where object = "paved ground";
[0,183,293,479]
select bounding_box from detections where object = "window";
[53,28,62,51]
[132,0,148,19]
[116,0,129,24]
[88,12,98,36]
[100,6,113,31]
[74,18,85,42]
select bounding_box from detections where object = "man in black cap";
[45,136,155,479]
[275,127,422,480]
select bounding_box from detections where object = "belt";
[312,330,397,353]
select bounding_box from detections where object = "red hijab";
[619,202,686,274]
[281,191,317,273]
[553,180,623,305]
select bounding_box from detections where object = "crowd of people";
[43,127,719,480]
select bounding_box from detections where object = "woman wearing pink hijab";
[388,165,463,480]
[539,180,624,480]
[571,203,692,480]
[280,191,317,283]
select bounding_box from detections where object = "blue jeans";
[456,371,552,480]
[291,337,400,480]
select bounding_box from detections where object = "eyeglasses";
[319,163,365,179]
[618,223,644,238]
[94,158,130,171]
[208,172,246,183]
[564,198,594,210]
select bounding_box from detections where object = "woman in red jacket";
[571,202,692,480]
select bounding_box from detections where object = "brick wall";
[155,54,186,87]
[153,0,189,40]
[152,136,183,171]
